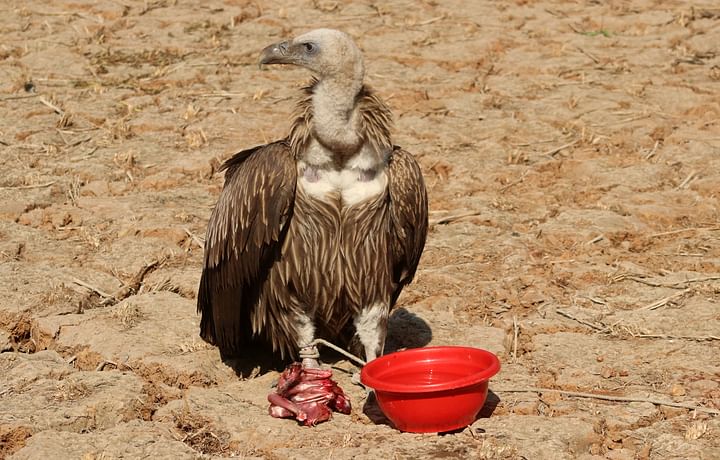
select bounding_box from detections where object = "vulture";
[197,29,428,373]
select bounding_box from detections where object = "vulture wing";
[387,147,428,306]
[198,141,297,357]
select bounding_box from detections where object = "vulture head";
[259,28,365,85]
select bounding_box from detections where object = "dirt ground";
[1,0,719,458]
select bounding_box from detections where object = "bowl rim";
[360,345,501,394]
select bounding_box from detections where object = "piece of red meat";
[268,363,351,426]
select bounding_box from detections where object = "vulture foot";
[350,371,366,387]
[268,362,351,426]
[299,344,321,369]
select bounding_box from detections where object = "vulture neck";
[311,74,363,156]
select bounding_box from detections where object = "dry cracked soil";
[1,0,719,459]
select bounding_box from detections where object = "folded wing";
[387,147,428,306]
[198,141,297,356]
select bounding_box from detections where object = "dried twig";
[592,113,651,127]
[581,296,607,306]
[556,310,607,331]
[70,277,114,299]
[107,258,166,304]
[615,274,720,289]
[557,308,718,342]
[0,181,56,190]
[512,315,519,362]
[183,228,205,249]
[96,360,117,371]
[587,234,604,244]
[576,47,600,64]
[430,210,482,225]
[417,15,445,26]
[511,138,556,147]
[62,135,93,148]
[641,288,691,310]
[542,139,579,157]
[1,94,40,101]
[38,96,64,115]
[672,275,720,286]
[186,91,247,98]
[648,226,720,238]
[71,257,167,307]
[644,140,660,160]
[676,170,698,189]
[496,387,720,415]
[499,170,530,192]
[632,333,720,342]
[609,322,719,342]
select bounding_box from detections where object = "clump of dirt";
[0,425,33,458]
[68,347,104,371]
[110,302,146,329]
[172,405,239,456]
[124,382,181,422]
[90,48,188,69]
[49,378,92,403]
[36,283,96,315]
[471,438,519,460]
[130,361,216,389]
[0,313,55,353]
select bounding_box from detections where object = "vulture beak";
[258,40,297,68]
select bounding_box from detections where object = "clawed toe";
[351,371,372,394]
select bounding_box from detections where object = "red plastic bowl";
[360,346,500,433]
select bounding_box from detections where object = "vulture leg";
[353,303,390,363]
[296,312,320,368]
[268,312,353,425]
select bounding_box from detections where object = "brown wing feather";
[198,141,297,357]
[386,147,428,305]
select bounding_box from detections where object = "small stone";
[511,401,538,415]
[540,391,562,404]
[660,405,687,419]
[0,200,28,220]
[670,384,686,397]
[637,443,652,460]
[0,330,12,352]
[17,208,44,227]
[606,448,636,460]
[688,379,719,394]
[80,180,110,197]
[520,287,547,306]
[108,181,131,196]
[141,227,187,246]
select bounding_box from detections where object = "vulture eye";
[303,42,317,54]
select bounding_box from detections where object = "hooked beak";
[258,40,297,68]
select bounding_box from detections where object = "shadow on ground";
[385,307,433,353]
[219,307,432,377]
